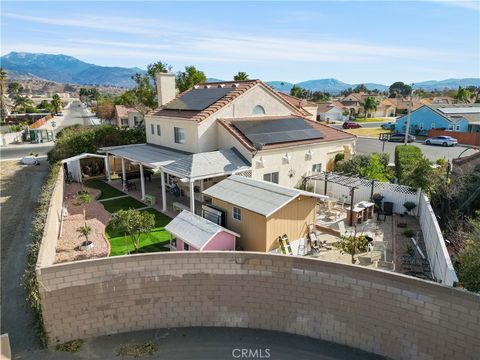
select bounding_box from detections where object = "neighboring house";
[277,92,318,120]
[395,104,480,134]
[165,210,239,251]
[316,103,345,122]
[387,98,423,115]
[203,175,321,253]
[115,105,143,128]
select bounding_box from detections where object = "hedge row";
[22,163,61,347]
[395,145,422,183]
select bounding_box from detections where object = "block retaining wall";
[37,252,480,360]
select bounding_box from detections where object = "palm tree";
[233,72,249,81]
[77,224,93,249]
[363,96,378,119]
[51,94,62,114]
[0,68,8,122]
[455,86,472,103]
[13,95,34,113]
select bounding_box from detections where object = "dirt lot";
[0,160,49,354]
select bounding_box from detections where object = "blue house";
[395,105,472,135]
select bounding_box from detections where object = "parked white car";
[425,136,458,147]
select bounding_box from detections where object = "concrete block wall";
[37,252,480,360]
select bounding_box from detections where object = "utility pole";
[404,83,414,145]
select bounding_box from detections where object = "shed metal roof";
[162,148,251,180]
[203,175,324,217]
[165,210,239,250]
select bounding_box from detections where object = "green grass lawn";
[85,179,126,200]
[355,117,391,123]
[101,196,146,213]
[106,209,172,256]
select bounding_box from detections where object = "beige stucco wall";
[251,140,355,188]
[266,196,316,252]
[211,198,267,251]
[37,252,480,360]
[144,116,199,153]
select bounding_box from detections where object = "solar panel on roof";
[164,87,233,111]
[232,118,324,145]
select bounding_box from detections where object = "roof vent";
[232,83,239,88]
[218,84,225,88]
[204,85,211,88]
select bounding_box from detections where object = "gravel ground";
[0,160,50,354]
[55,184,111,263]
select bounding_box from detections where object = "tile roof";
[115,105,135,119]
[148,80,303,122]
[317,103,342,113]
[165,210,238,249]
[218,115,356,151]
[203,175,321,217]
[277,92,317,116]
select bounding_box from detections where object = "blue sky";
[2,1,479,84]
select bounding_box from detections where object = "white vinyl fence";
[417,193,458,286]
[309,174,458,286]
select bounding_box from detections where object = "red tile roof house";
[114,105,143,129]
[316,103,347,122]
[102,74,356,215]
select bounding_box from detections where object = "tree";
[51,94,62,114]
[37,100,54,113]
[77,224,93,248]
[129,74,156,116]
[457,217,480,293]
[290,84,303,98]
[147,61,172,81]
[176,66,207,93]
[7,82,24,98]
[363,96,378,119]
[389,82,412,97]
[79,88,89,103]
[109,209,155,253]
[233,72,249,81]
[455,86,472,103]
[359,154,391,182]
[353,84,368,93]
[0,68,7,122]
[96,96,115,120]
[13,95,35,113]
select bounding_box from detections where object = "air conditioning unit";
[202,204,226,227]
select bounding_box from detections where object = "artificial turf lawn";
[106,208,172,256]
[85,179,126,200]
[101,196,146,213]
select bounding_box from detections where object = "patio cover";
[61,153,107,183]
[100,144,186,168]
[203,175,327,217]
[161,148,251,181]
[165,210,239,250]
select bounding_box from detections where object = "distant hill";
[266,81,294,93]
[1,52,144,87]
[413,78,480,90]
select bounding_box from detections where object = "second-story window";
[150,124,154,134]
[174,127,185,144]
[157,124,161,136]
[233,207,241,221]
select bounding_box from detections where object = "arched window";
[252,105,266,115]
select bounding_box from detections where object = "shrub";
[56,339,84,352]
[403,229,415,238]
[117,341,159,357]
[21,163,61,346]
[394,145,422,182]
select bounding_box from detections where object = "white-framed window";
[150,124,154,134]
[455,125,460,131]
[121,118,128,126]
[183,242,189,251]
[448,125,454,131]
[156,124,161,136]
[312,163,322,173]
[419,123,424,130]
[233,207,241,221]
[252,105,266,115]
[174,127,185,144]
[263,172,279,184]
[134,116,140,126]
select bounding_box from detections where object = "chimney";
[155,73,176,106]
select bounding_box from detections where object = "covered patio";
[101,144,251,216]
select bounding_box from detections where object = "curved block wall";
[37,252,480,359]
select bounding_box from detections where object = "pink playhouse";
[165,210,239,251]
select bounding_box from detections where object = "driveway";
[18,327,386,360]
[0,160,50,354]
[356,137,477,162]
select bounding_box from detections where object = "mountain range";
[2,52,479,93]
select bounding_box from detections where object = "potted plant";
[403,201,416,215]
[77,224,93,250]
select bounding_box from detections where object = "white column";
[121,158,126,191]
[105,152,111,181]
[161,169,167,212]
[139,164,145,200]
[189,180,195,214]
[200,179,204,202]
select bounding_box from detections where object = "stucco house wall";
[319,107,344,121]
[145,116,200,153]
[395,106,469,134]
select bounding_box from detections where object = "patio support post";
[200,179,204,202]
[349,188,355,226]
[370,180,375,201]
[121,158,126,191]
[324,173,329,196]
[139,164,145,200]
[105,152,111,181]
[161,170,167,212]
[189,180,195,214]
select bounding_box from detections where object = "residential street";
[0,160,50,354]
[0,100,95,161]
[355,137,477,162]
